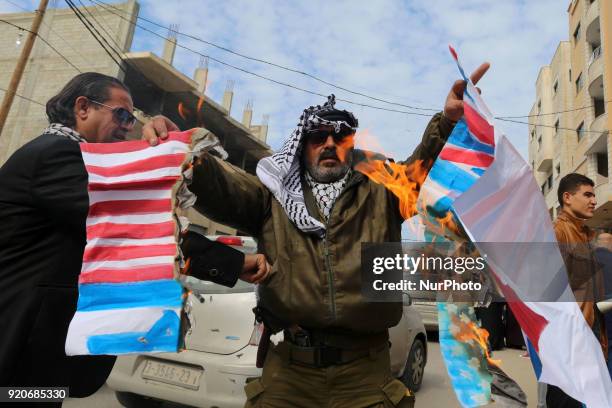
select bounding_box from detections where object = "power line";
[85,0,439,118]
[497,101,612,119]
[496,117,607,134]
[64,0,125,73]
[0,19,82,72]
[1,0,93,70]
[0,86,46,106]
[74,0,176,93]
[90,0,440,113]
[73,0,137,70]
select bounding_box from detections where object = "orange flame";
[354,153,429,220]
[451,314,501,367]
[178,102,191,121]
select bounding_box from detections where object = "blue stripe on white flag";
[446,120,495,155]
[86,309,180,354]
[77,280,183,312]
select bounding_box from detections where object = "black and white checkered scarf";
[256,95,356,237]
[43,123,87,143]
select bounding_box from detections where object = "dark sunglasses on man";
[305,126,355,146]
[89,99,137,128]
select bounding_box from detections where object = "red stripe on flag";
[89,199,171,217]
[80,132,192,154]
[464,102,494,146]
[439,146,494,167]
[83,244,177,262]
[85,153,186,178]
[492,273,548,353]
[449,45,458,61]
[87,221,175,240]
[88,177,180,191]
[79,264,174,284]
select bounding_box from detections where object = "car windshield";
[179,275,255,294]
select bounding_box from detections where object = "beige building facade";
[529,0,612,228]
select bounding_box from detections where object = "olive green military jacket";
[189,113,454,333]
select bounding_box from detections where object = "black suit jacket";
[0,133,114,396]
[0,132,246,397]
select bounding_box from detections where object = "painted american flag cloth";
[416,46,497,407]
[65,131,192,355]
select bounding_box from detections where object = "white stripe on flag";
[87,167,183,185]
[86,236,176,248]
[81,256,175,272]
[86,213,173,227]
[88,189,172,205]
[81,141,189,167]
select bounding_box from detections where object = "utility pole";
[0,0,50,136]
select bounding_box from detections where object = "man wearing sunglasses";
[146,63,489,407]
[0,72,269,404]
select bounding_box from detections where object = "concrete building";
[529,0,612,228]
[0,0,137,163]
[0,1,272,236]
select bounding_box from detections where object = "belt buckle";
[316,346,342,368]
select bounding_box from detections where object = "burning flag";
[65,131,192,355]
[416,46,498,407]
[453,131,612,405]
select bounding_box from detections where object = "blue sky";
[1,0,570,160]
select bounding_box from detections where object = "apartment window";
[538,135,542,149]
[573,22,581,43]
[537,99,542,113]
[531,130,536,140]
[541,182,547,194]
[549,208,554,219]
[553,80,559,95]
[532,161,535,169]
[569,69,572,82]
[597,153,608,177]
[594,97,606,117]
[556,164,561,176]
[575,73,584,93]
[554,119,560,134]
[576,121,585,141]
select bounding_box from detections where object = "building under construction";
[0,0,272,235]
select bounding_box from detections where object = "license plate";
[141,359,203,390]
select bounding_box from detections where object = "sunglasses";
[305,128,355,146]
[89,99,137,128]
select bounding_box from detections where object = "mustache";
[318,149,339,161]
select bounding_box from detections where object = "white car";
[107,236,428,407]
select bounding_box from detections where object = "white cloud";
[1,0,569,160]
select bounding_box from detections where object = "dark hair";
[46,72,130,127]
[557,173,594,206]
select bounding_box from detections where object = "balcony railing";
[589,45,602,66]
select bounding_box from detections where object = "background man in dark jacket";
[0,72,268,402]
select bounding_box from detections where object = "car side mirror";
[402,292,412,306]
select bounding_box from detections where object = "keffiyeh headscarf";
[256,95,358,237]
[43,123,87,143]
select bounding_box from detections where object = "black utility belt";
[277,337,388,368]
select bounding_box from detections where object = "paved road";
[63,340,538,407]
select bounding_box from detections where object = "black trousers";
[546,385,582,408]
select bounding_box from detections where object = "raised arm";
[189,152,271,237]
